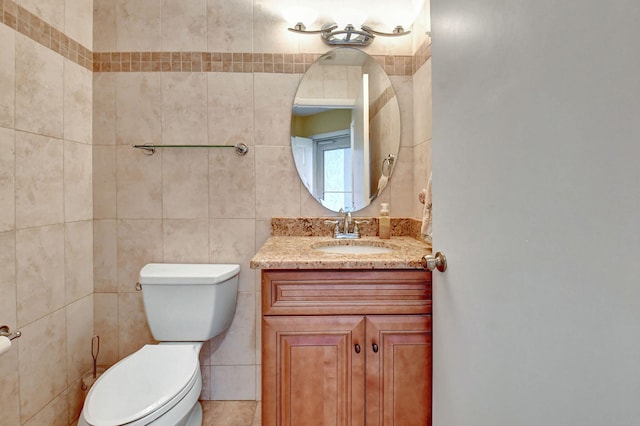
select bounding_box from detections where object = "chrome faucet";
[342,210,352,234]
[323,209,368,239]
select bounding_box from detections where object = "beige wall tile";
[389,146,416,217]
[116,145,162,219]
[252,0,299,54]
[23,391,68,426]
[116,219,163,292]
[254,146,301,218]
[161,150,209,219]
[413,59,432,145]
[163,219,210,263]
[0,25,15,128]
[16,224,65,327]
[0,231,16,328]
[208,72,254,147]
[65,220,94,303]
[18,0,65,31]
[115,73,162,146]
[94,293,119,366]
[209,219,256,292]
[93,219,118,293]
[161,73,207,146]
[207,0,253,52]
[66,295,94,384]
[65,0,93,48]
[253,73,300,147]
[93,145,117,219]
[94,0,117,51]
[65,141,93,222]
[64,61,93,144]
[208,292,255,365]
[210,365,256,400]
[413,140,431,218]
[116,0,162,51]
[67,377,85,425]
[392,75,415,147]
[118,292,155,358]
[209,149,256,219]
[15,131,64,229]
[18,309,67,422]
[93,73,116,146]
[200,364,211,400]
[0,128,15,232]
[15,35,64,138]
[162,0,207,51]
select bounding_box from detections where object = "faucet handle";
[352,219,370,236]
[324,219,340,236]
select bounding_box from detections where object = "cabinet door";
[365,316,432,426]
[263,316,366,426]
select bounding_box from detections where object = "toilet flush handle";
[135,282,142,291]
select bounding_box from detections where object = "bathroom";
[0,0,431,423]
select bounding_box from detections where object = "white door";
[430,1,640,425]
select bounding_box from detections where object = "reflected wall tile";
[64,61,93,144]
[18,0,65,31]
[65,141,93,222]
[93,145,117,219]
[208,72,254,147]
[94,220,118,293]
[0,128,15,231]
[161,149,209,219]
[66,377,84,425]
[115,73,162,146]
[210,365,256,400]
[16,224,65,327]
[66,295,94,384]
[163,219,210,263]
[65,220,94,303]
[18,309,67,422]
[116,0,162,51]
[253,73,300,147]
[0,25,15,128]
[0,232,16,330]
[209,219,255,292]
[252,0,299,54]
[118,292,155,358]
[209,149,255,219]
[93,73,116,146]
[209,292,255,365]
[389,147,415,217]
[254,146,301,219]
[15,131,64,229]
[391,75,414,147]
[65,0,93,48]
[94,293,119,366]
[94,0,117,51]
[116,145,162,219]
[300,189,334,218]
[22,391,68,426]
[207,0,253,52]
[161,73,207,146]
[116,219,163,292]
[162,0,207,51]
[15,35,64,138]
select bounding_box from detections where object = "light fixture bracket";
[288,22,411,47]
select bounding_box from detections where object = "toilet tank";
[139,263,240,342]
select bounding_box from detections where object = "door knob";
[421,252,447,272]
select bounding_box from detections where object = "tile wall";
[91,0,432,402]
[0,0,93,424]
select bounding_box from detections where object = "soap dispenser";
[379,203,391,239]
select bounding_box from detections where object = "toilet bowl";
[79,263,240,426]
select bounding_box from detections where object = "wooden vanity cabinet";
[262,269,432,426]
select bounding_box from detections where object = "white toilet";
[79,263,240,426]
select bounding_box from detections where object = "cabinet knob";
[372,343,379,353]
[355,343,361,354]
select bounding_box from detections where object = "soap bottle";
[379,203,391,239]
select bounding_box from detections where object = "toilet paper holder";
[0,325,22,341]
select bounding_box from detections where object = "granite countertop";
[250,235,432,270]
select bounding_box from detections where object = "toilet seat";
[83,344,200,426]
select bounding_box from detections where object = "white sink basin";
[311,241,397,255]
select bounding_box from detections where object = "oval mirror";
[291,47,401,212]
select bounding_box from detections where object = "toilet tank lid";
[139,263,240,285]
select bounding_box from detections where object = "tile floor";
[201,401,261,426]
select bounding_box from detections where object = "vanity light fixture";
[288,22,411,47]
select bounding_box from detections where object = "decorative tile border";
[1,0,92,70]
